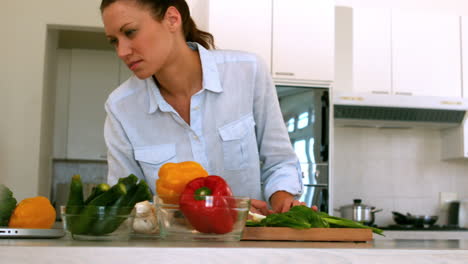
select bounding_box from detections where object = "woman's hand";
[250,199,273,216]
[270,191,318,213]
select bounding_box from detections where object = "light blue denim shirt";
[104,42,303,202]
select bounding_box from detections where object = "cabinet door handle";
[371,91,390,95]
[395,92,413,96]
[315,170,320,181]
[440,101,462,106]
[275,72,295,76]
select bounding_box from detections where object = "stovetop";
[378,224,468,231]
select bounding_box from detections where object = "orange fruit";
[8,196,56,229]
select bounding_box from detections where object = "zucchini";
[84,183,110,205]
[118,174,138,191]
[72,183,127,235]
[66,174,84,209]
[91,180,152,235]
[65,174,84,234]
[87,182,127,206]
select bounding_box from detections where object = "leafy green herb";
[246,205,384,236]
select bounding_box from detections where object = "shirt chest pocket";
[218,113,257,170]
[134,144,177,180]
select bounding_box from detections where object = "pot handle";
[372,208,383,213]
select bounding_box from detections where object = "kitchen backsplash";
[51,159,107,203]
[333,126,468,226]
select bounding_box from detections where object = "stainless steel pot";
[335,199,383,225]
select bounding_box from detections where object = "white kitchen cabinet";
[272,0,334,82]
[67,49,120,160]
[352,8,392,95]
[208,0,272,71]
[462,17,468,98]
[336,8,462,98]
[391,10,461,97]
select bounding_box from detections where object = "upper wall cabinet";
[272,0,334,83]
[392,10,461,97]
[461,17,468,99]
[352,7,392,95]
[208,0,272,71]
[208,0,334,84]
[335,7,462,98]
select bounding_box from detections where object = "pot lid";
[341,199,375,210]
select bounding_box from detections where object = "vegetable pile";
[246,205,384,236]
[65,174,152,235]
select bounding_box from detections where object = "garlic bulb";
[133,201,159,234]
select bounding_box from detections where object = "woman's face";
[102,1,176,79]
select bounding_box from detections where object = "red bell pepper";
[179,175,237,234]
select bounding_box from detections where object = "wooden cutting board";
[241,227,373,242]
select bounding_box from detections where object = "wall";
[0,0,208,201]
[0,0,104,201]
[335,0,468,15]
[333,126,468,226]
[332,0,468,226]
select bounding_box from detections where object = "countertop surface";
[1,236,468,264]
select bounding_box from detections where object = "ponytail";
[100,0,215,49]
[184,17,215,50]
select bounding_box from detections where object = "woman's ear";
[164,6,182,32]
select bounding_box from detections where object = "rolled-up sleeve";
[252,56,303,202]
[104,102,145,186]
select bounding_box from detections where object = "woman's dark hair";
[100,0,215,49]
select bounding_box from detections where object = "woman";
[100,0,306,214]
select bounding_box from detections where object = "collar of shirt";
[146,42,223,114]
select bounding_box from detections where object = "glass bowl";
[154,195,250,241]
[60,205,135,241]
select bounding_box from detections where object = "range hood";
[333,92,468,129]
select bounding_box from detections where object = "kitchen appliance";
[392,211,438,227]
[276,85,330,213]
[335,199,382,225]
[0,228,64,239]
[448,200,468,228]
[333,92,468,160]
[333,92,468,128]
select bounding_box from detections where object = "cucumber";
[124,179,152,207]
[91,180,152,235]
[66,174,84,209]
[72,183,127,235]
[87,182,127,206]
[84,183,110,205]
[65,174,84,234]
[118,174,138,191]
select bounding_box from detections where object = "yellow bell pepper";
[156,161,208,204]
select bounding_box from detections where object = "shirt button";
[193,106,200,111]
[193,135,199,141]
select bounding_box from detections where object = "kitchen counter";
[375,230,468,240]
[1,237,468,263]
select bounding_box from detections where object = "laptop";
[0,228,65,238]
